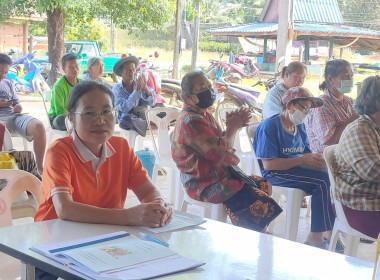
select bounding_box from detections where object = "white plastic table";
[0,218,374,280]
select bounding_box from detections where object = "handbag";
[0,152,17,169]
[228,165,257,187]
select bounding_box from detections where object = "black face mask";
[196,88,216,109]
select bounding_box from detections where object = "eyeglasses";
[295,102,310,114]
[73,108,117,121]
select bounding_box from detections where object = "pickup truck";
[33,40,122,77]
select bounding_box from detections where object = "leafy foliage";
[337,0,380,31]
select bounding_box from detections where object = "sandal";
[304,241,327,250]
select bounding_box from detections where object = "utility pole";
[172,0,182,79]
[276,0,293,69]
[191,1,200,70]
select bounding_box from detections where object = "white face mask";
[289,108,308,125]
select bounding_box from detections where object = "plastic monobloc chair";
[181,191,227,222]
[247,122,309,241]
[41,90,68,145]
[146,107,181,208]
[324,145,376,257]
[0,169,41,280]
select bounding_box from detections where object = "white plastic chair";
[247,122,309,241]
[323,145,376,257]
[41,90,69,145]
[146,107,181,207]
[119,127,143,151]
[181,192,227,222]
[0,169,41,280]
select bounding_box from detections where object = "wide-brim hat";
[282,86,323,108]
[113,56,139,76]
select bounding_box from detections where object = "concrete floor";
[12,95,377,265]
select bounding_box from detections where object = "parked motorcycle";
[6,52,50,95]
[214,77,262,124]
[234,53,260,77]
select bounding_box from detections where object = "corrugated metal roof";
[209,22,380,38]
[209,23,278,34]
[295,23,380,36]
[294,0,343,24]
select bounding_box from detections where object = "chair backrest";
[0,170,41,227]
[246,122,263,176]
[323,145,354,230]
[41,90,52,122]
[3,128,13,151]
[146,107,180,162]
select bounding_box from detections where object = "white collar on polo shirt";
[72,130,115,173]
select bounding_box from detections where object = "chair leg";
[180,200,189,213]
[267,192,282,234]
[345,235,360,257]
[167,168,177,205]
[211,205,227,222]
[328,219,340,251]
[151,164,159,185]
[306,196,311,217]
[22,138,28,150]
[285,190,304,241]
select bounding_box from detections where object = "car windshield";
[65,44,82,55]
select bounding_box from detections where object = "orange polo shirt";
[34,133,149,222]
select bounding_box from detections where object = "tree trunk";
[47,8,64,86]
[172,0,182,79]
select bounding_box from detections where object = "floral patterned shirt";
[171,105,244,203]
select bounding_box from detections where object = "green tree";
[337,0,380,31]
[0,0,175,84]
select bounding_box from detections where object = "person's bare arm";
[52,181,172,227]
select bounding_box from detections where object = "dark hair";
[181,70,209,102]
[281,61,307,78]
[61,53,77,68]
[355,76,380,115]
[0,53,12,65]
[66,81,114,113]
[319,59,352,91]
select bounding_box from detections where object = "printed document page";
[139,213,207,233]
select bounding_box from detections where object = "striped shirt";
[335,115,380,211]
[306,89,355,153]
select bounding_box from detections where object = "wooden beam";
[335,37,359,48]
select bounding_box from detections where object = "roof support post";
[263,36,268,63]
[276,0,293,70]
[304,35,310,64]
[22,22,28,55]
[329,37,334,59]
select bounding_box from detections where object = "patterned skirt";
[223,176,282,232]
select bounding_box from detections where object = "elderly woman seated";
[334,76,380,239]
[171,71,282,232]
[254,86,337,248]
[81,57,113,89]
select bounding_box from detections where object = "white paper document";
[139,213,207,233]
[31,231,205,279]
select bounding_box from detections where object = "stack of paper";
[31,231,205,279]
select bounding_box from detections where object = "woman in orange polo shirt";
[34,80,172,227]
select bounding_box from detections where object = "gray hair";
[181,70,209,103]
[87,57,102,71]
[355,76,380,115]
